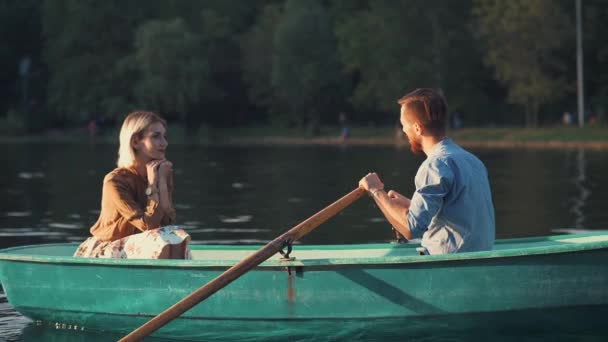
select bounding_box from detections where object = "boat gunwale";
[1,232,607,268]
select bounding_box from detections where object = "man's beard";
[408,136,423,155]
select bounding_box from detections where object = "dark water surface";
[1,142,607,341]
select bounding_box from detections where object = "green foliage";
[272,0,345,132]
[583,0,608,117]
[0,0,44,128]
[41,0,163,123]
[334,0,492,124]
[131,18,211,118]
[0,0,606,132]
[241,4,283,112]
[0,109,26,135]
[474,0,571,127]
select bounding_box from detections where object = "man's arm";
[359,173,412,240]
[371,190,412,240]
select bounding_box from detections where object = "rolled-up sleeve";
[406,159,454,238]
[103,178,163,232]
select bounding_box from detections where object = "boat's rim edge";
[0,232,607,267]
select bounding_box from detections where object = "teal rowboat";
[1,232,608,340]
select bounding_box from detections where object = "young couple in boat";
[74,88,495,259]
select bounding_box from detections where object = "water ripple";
[48,223,83,230]
[5,212,32,218]
[219,215,252,223]
[187,228,270,233]
[17,172,45,179]
[0,231,67,237]
[0,292,31,341]
[570,149,591,229]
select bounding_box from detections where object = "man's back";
[406,138,495,254]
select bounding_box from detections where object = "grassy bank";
[2,125,608,149]
[207,125,608,149]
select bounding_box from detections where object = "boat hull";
[1,234,608,340]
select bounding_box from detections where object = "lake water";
[1,142,607,341]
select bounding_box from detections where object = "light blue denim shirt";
[406,138,495,254]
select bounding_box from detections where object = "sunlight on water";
[65,236,88,242]
[219,215,253,223]
[571,149,591,229]
[0,293,31,341]
[17,172,45,179]
[48,223,83,230]
[2,145,608,340]
[0,231,67,237]
[0,228,34,233]
[4,212,32,218]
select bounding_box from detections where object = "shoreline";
[210,136,608,150]
[2,135,608,150]
[2,126,608,149]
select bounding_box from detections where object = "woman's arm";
[158,161,176,225]
[104,176,164,232]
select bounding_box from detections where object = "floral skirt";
[73,225,192,259]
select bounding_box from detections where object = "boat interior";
[1,233,607,263]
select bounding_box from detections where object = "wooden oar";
[119,187,366,342]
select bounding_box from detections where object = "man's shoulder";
[422,155,456,180]
[441,141,485,166]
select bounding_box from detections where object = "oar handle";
[119,187,366,342]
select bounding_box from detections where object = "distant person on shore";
[358,88,495,255]
[562,112,573,126]
[74,111,191,259]
[450,111,463,129]
[338,111,350,141]
[87,119,98,137]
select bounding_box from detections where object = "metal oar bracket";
[279,239,295,261]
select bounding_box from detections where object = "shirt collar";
[427,137,452,158]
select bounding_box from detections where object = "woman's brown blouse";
[89,167,176,241]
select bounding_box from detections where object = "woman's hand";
[146,159,164,186]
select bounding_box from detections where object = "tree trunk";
[532,101,540,128]
[525,104,532,128]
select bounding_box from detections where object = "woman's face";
[133,122,167,162]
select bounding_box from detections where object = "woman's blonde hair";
[117,111,166,168]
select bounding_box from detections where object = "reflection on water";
[2,143,608,340]
[0,293,31,341]
[17,172,45,180]
[3,144,608,246]
[5,212,32,218]
[10,305,608,341]
[571,148,591,228]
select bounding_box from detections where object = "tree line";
[1,0,607,134]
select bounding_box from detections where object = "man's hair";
[117,111,166,168]
[397,88,448,136]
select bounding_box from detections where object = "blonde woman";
[74,111,190,259]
